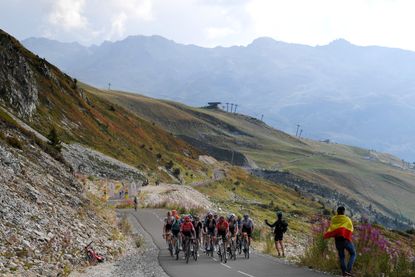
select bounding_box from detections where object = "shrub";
[165,160,174,170]
[6,136,23,149]
[118,216,131,235]
[301,217,415,277]
[173,168,181,178]
[47,127,62,151]
[72,78,77,89]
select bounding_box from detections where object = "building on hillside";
[206,102,222,109]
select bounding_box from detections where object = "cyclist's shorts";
[165,224,172,232]
[217,230,227,241]
[242,227,252,238]
[182,231,192,238]
[207,228,215,236]
[172,229,180,237]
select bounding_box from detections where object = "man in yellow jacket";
[324,206,356,276]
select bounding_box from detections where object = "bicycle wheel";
[223,241,227,263]
[209,239,214,257]
[175,239,179,260]
[218,240,223,262]
[193,240,198,261]
[231,240,236,260]
[185,239,190,264]
[168,240,173,257]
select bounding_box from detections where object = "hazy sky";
[1,0,415,49]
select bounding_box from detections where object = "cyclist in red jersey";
[216,215,229,254]
[181,216,196,238]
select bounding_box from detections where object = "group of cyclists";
[163,210,255,263]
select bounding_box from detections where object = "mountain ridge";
[22,34,415,161]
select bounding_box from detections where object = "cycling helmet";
[194,216,199,221]
[172,210,177,216]
[243,214,249,219]
[184,216,191,222]
[228,213,235,220]
[219,215,225,220]
[276,211,283,217]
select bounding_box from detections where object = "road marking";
[238,270,255,277]
[212,258,217,261]
[152,212,164,222]
[221,263,231,269]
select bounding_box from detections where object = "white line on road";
[237,270,255,277]
[221,263,231,269]
[152,212,163,222]
[212,258,217,261]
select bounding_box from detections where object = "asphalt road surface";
[131,208,332,277]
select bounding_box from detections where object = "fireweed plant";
[301,216,415,277]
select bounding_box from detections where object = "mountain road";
[124,208,333,277]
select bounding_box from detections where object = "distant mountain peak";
[121,34,175,44]
[249,37,280,47]
[326,38,353,47]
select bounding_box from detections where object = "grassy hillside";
[0,30,206,183]
[89,88,415,225]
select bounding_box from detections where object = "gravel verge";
[70,210,168,277]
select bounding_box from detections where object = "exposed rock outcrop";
[0,123,125,276]
[0,30,39,118]
[63,143,146,182]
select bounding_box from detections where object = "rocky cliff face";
[0,29,134,276]
[0,119,125,276]
[0,30,39,118]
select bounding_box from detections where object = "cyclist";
[163,211,174,236]
[236,214,243,252]
[193,216,203,246]
[180,216,196,258]
[171,212,182,251]
[265,211,288,257]
[172,209,179,220]
[216,215,229,255]
[241,214,254,247]
[203,212,216,251]
[227,213,238,253]
[163,211,175,253]
[228,213,238,236]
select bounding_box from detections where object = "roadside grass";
[141,199,206,216]
[300,217,415,277]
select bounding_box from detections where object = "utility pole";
[299,129,303,139]
[261,114,264,121]
[230,103,234,113]
[231,150,235,165]
[108,83,111,90]
[226,103,229,112]
[295,124,300,137]
[234,104,238,113]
